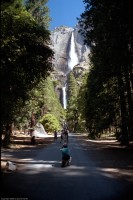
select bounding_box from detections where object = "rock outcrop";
[50,24,90,76]
[50,25,90,108]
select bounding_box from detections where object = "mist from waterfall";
[68,31,79,71]
[62,86,67,109]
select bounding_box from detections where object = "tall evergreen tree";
[67,72,78,108]
[15,76,65,130]
[25,0,50,28]
[1,0,54,145]
[79,0,133,144]
[66,72,78,131]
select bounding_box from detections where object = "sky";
[47,0,85,30]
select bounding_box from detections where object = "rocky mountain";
[50,24,90,76]
[50,24,90,108]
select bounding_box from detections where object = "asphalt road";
[1,134,133,200]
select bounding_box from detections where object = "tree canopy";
[1,0,54,145]
[79,0,133,144]
[25,0,51,28]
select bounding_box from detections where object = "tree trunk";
[129,63,133,90]
[124,67,133,139]
[3,123,12,147]
[117,71,129,145]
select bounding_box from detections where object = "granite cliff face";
[50,24,90,75]
[50,25,90,108]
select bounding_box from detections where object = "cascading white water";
[62,31,78,109]
[68,32,79,70]
[62,86,67,109]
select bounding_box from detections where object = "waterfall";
[62,31,78,109]
[68,32,79,71]
[62,85,67,109]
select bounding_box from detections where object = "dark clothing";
[63,154,70,161]
[60,146,70,160]
[54,131,57,141]
[60,146,71,167]
[64,130,68,143]
[60,129,69,143]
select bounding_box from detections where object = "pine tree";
[66,72,78,131]
[1,0,54,145]
[25,0,51,28]
[79,0,133,144]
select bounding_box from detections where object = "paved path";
[1,134,133,200]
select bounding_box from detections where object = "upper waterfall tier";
[50,25,90,75]
[68,32,79,71]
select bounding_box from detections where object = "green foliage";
[1,1,54,128]
[67,72,78,110]
[12,75,65,130]
[1,0,54,148]
[76,73,89,132]
[35,76,65,121]
[66,69,90,132]
[85,72,118,135]
[40,113,61,133]
[66,72,78,130]
[25,0,51,28]
[79,0,133,143]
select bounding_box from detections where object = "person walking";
[60,129,69,144]
[60,130,64,143]
[54,130,57,141]
[63,129,69,143]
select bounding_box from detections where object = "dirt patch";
[10,134,54,147]
[1,134,55,173]
[76,134,133,182]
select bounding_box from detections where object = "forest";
[1,0,133,146]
